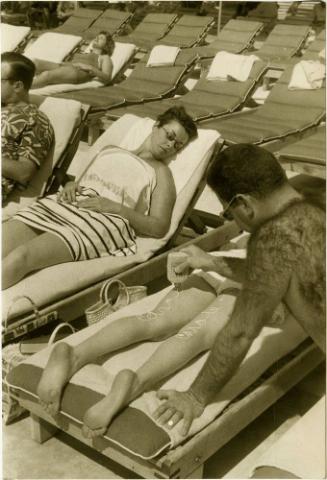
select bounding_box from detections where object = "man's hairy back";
[246,199,325,347]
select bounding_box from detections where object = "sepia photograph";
[1,0,325,478]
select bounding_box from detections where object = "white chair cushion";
[1,24,31,53]
[146,45,180,67]
[24,32,82,63]
[29,41,136,96]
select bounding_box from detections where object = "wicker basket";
[85,279,147,326]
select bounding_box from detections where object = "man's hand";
[174,245,215,274]
[57,181,81,204]
[153,390,204,436]
[77,196,120,213]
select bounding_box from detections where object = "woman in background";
[31,31,114,88]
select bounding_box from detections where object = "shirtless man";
[154,143,325,435]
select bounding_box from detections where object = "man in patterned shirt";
[1,52,54,204]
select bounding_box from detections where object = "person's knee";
[138,313,171,341]
[10,244,30,272]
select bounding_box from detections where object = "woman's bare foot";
[82,369,140,438]
[37,342,76,416]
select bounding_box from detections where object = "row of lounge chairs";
[55,8,215,49]
[3,8,325,479]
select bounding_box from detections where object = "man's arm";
[175,245,246,283]
[2,157,37,186]
[210,256,246,283]
[155,219,296,434]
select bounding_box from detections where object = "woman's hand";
[153,390,204,436]
[57,181,81,204]
[72,63,96,75]
[77,196,120,214]
[174,245,215,274]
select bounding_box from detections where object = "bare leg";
[2,231,72,289]
[37,275,217,416]
[32,58,61,72]
[82,292,237,437]
[2,219,41,258]
[32,66,91,88]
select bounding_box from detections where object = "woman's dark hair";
[156,106,198,141]
[97,31,115,56]
[207,144,288,202]
[1,51,36,90]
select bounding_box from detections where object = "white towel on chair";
[146,45,180,67]
[289,60,325,90]
[206,51,259,82]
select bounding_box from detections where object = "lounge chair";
[106,60,268,122]
[54,7,103,35]
[240,1,278,33]
[251,396,325,479]
[115,13,178,51]
[81,8,134,40]
[198,63,325,148]
[154,14,215,48]
[2,114,226,343]
[29,41,137,97]
[6,259,323,478]
[53,49,198,113]
[191,19,264,59]
[1,23,31,53]
[276,125,326,178]
[254,24,311,63]
[23,31,83,63]
[2,96,89,220]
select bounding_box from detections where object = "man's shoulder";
[261,199,324,233]
[250,199,324,250]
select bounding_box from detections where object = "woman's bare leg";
[82,292,237,437]
[32,58,61,72]
[32,66,90,88]
[2,219,41,258]
[37,275,217,416]
[2,231,72,289]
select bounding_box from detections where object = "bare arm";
[2,156,37,186]
[120,164,176,237]
[155,219,296,434]
[174,245,246,283]
[73,55,113,84]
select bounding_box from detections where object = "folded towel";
[146,45,180,67]
[206,51,259,82]
[289,60,325,90]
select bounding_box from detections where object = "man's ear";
[236,194,255,219]
[13,80,24,92]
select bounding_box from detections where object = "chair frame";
[8,303,323,479]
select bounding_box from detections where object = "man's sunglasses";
[220,195,238,221]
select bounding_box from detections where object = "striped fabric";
[14,191,137,261]
[13,147,156,261]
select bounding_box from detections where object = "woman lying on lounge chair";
[2,106,197,289]
[37,270,242,438]
[31,31,114,88]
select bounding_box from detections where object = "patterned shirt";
[1,102,54,202]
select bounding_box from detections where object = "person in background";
[1,52,54,205]
[31,31,114,88]
[56,1,79,21]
